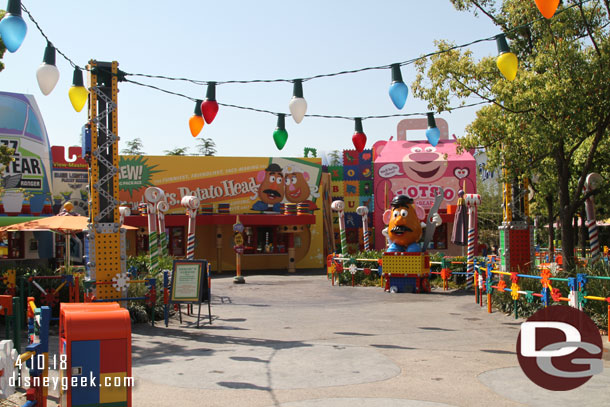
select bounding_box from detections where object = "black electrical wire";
[19,0,594,121]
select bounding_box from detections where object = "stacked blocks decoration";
[330,149,374,252]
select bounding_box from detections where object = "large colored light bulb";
[289,79,307,124]
[352,118,367,153]
[0,0,27,52]
[36,43,60,95]
[388,63,408,109]
[425,112,441,147]
[189,99,204,137]
[496,34,518,81]
[273,114,288,150]
[535,0,559,19]
[201,82,219,124]
[68,67,88,112]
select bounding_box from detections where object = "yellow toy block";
[100,372,128,404]
[382,253,429,276]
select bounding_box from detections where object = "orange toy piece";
[59,303,131,407]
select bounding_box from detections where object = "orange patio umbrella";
[0,214,136,269]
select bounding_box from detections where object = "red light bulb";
[201,82,219,124]
[352,118,367,152]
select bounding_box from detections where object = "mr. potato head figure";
[251,163,285,212]
[384,195,441,253]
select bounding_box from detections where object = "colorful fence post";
[181,195,201,260]
[584,173,602,264]
[157,200,170,257]
[331,200,347,254]
[356,205,370,251]
[465,194,481,294]
[144,187,165,275]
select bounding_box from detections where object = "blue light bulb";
[388,64,408,109]
[0,13,27,52]
[425,112,441,147]
[389,82,408,109]
[425,127,441,147]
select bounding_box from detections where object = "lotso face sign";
[373,118,476,250]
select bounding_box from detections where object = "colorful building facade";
[119,156,325,271]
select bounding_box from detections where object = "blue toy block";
[389,277,417,293]
[71,340,100,406]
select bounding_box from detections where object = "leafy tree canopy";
[412,0,610,269]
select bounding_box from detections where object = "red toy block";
[100,338,128,373]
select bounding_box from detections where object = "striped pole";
[465,194,481,290]
[584,173,602,264]
[181,195,201,260]
[157,200,170,257]
[356,206,370,251]
[145,187,165,275]
[332,201,347,254]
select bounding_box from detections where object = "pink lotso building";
[373,118,477,255]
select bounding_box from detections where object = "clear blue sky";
[2,1,500,161]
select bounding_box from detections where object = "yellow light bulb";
[69,86,89,112]
[496,52,518,81]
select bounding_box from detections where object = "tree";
[0,10,7,73]
[327,150,342,166]
[121,138,145,155]
[195,138,217,156]
[412,0,610,270]
[164,147,189,156]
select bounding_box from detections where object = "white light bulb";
[36,63,60,95]
[289,97,307,124]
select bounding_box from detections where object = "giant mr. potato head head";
[383,195,426,253]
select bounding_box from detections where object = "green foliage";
[121,138,145,155]
[335,250,383,287]
[195,137,217,156]
[412,0,610,269]
[327,150,342,166]
[125,253,176,323]
[0,10,6,73]
[164,147,189,156]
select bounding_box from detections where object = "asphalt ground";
[6,271,610,406]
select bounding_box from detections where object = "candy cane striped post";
[144,187,165,275]
[157,200,170,257]
[331,200,347,254]
[584,173,602,264]
[181,195,201,260]
[356,206,370,251]
[465,194,481,295]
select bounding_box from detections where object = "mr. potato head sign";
[373,118,476,249]
[250,160,320,212]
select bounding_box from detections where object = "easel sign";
[170,259,212,327]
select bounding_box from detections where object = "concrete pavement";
[128,273,609,407]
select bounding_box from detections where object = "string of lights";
[124,78,492,120]
[0,0,593,151]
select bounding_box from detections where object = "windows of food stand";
[243,226,287,255]
[8,231,24,259]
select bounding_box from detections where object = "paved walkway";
[127,273,609,407]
